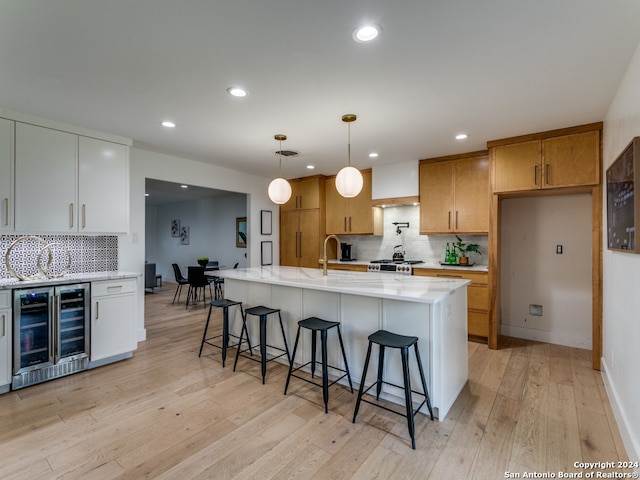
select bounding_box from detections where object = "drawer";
[468,310,489,337]
[0,290,10,309]
[92,278,136,297]
[327,264,368,272]
[468,284,488,311]
[414,268,488,285]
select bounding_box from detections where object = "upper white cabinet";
[0,118,13,231]
[78,137,129,233]
[14,122,130,233]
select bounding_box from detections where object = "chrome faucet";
[320,234,340,276]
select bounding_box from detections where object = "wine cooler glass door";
[14,287,54,374]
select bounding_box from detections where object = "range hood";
[371,160,420,206]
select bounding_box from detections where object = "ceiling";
[2,1,640,186]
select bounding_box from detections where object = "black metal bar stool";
[352,329,434,449]
[233,306,291,384]
[284,317,354,413]
[199,299,248,367]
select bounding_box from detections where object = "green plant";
[197,256,209,262]
[453,236,482,258]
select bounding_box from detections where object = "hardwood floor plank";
[545,382,582,471]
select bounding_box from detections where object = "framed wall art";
[261,210,272,235]
[236,217,247,248]
[261,241,273,266]
[180,226,190,245]
[171,219,180,237]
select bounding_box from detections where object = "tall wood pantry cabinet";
[280,176,326,268]
[419,151,489,234]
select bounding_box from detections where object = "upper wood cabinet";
[419,152,489,234]
[280,176,323,211]
[491,127,601,193]
[326,170,382,235]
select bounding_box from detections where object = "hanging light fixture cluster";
[267,113,364,204]
[267,134,292,204]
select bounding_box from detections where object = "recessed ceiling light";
[306,165,315,170]
[369,152,379,158]
[354,24,381,43]
[161,121,176,128]
[180,185,188,189]
[455,133,468,140]
[227,87,248,97]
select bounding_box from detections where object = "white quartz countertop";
[217,266,470,304]
[0,271,140,289]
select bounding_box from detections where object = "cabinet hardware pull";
[299,196,302,209]
[96,301,99,320]
[70,203,74,228]
[3,198,8,226]
[534,165,538,186]
[438,273,463,278]
[545,164,550,185]
[82,204,86,229]
[349,217,352,232]
[1,313,5,337]
[448,211,451,230]
[455,211,459,229]
[107,285,123,290]
[344,217,347,232]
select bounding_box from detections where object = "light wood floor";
[0,282,629,479]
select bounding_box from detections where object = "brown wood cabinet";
[419,151,489,234]
[326,263,368,272]
[279,176,326,268]
[413,268,489,338]
[492,129,600,193]
[326,170,382,235]
[280,176,322,211]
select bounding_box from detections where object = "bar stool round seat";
[284,317,353,413]
[352,329,434,450]
[198,299,246,367]
[233,305,291,384]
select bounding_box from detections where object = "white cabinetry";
[0,291,11,392]
[0,119,14,231]
[91,279,137,362]
[14,122,130,233]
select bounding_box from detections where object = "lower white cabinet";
[0,291,11,391]
[91,278,137,362]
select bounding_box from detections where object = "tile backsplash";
[343,206,488,265]
[0,235,118,280]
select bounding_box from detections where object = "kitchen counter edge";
[0,271,141,289]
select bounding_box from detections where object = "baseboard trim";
[500,324,591,349]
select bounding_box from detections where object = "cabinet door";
[454,156,489,232]
[15,123,78,232]
[420,161,454,233]
[346,170,374,234]
[492,140,541,193]
[298,209,320,268]
[78,137,129,233]
[0,307,11,388]
[325,176,348,234]
[91,290,136,361]
[0,119,13,231]
[280,210,300,266]
[542,130,600,188]
[281,177,321,211]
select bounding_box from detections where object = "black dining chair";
[186,266,213,308]
[213,262,238,300]
[171,263,189,305]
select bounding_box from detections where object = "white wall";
[602,41,640,462]
[118,147,278,342]
[499,195,592,348]
[147,193,247,280]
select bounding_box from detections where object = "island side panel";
[431,286,469,420]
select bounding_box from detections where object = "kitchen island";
[218,266,470,420]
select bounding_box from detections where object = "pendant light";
[268,134,292,204]
[335,114,364,198]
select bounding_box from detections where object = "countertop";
[328,259,489,272]
[0,271,141,289]
[217,266,470,304]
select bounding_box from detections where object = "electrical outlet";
[556,244,563,254]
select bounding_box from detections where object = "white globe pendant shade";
[335,166,364,198]
[268,177,292,204]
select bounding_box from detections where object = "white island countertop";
[217,266,470,304]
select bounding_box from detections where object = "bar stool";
[284,317,354,413]
[233,306,291,384]
[198,299,247,367]
[352,329,434,450]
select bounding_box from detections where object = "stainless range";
[367,259,424,275]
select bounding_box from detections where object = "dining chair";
[213,262,239,300]
[186,266,213,308]
[171,263,189,305]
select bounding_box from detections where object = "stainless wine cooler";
[12,283,90,389]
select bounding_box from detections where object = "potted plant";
[197,257,209,267]
[453,236,482,265]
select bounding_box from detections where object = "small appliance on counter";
[392,245,405,262]
[340,243,357,261]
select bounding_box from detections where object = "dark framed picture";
[261,210,272,235]
[236,217,247,248]
[180,226,189,245]
[171,219,180,237]
[261,241,272,266]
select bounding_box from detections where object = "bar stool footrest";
[236,344,288,364]
[288,360,350,389]
[358,380,430,418]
